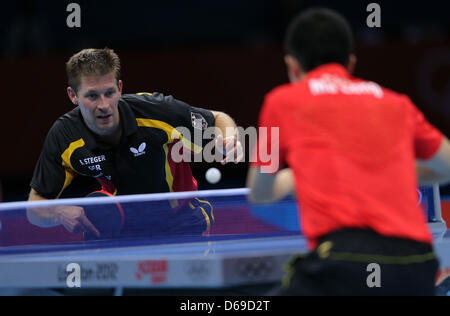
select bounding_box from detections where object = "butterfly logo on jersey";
[130,142,147,157]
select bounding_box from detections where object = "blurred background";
[0,0,449,201]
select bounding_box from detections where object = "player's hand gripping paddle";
[83,191,125,240]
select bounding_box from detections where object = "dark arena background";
[0,0,449,201]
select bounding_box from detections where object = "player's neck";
[98,126,123,146]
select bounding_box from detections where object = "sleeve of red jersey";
[250,94,285,174]
[407,98,444,160]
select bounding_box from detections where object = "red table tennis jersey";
[253,63,443,248]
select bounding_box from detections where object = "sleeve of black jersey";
[30,121,75,199]
[148,93,216,152]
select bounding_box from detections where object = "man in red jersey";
[247,8,450,295]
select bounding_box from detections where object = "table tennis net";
[0,188,299,248]
[0,186,443,248]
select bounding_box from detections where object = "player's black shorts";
[273,229,439,296]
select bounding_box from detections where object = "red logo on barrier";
[135,260,168,284]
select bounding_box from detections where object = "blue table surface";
[0,231,306,259]
[3,230,450,264]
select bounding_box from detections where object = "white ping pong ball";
[206,168,221,184]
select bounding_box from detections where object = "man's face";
[68,73,123,137]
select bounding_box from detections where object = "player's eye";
[87,94,98,100]
[105,90,115,98]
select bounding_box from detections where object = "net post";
[429,183,447,239]
[432,183,444,222]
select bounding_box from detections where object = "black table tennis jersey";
[31,93,215,199]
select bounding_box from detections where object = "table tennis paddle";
[83,191,125,240]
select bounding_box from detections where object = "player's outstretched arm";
[247,166,296,204]
[417,136,450,185]
[27,189,100,236]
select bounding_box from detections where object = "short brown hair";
[66,48,121,93]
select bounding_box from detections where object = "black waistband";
[317,228,434,257]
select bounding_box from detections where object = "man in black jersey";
[27,48,242,238]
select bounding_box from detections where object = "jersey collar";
[306,63,350,79]
[118,98,138,137]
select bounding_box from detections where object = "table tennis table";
[0,187,450,296]
[0,233,306,295]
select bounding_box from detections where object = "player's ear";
[347,54,357,75]
[118,80,123,94]
[67,87,78,105]
[284,55,304,83]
